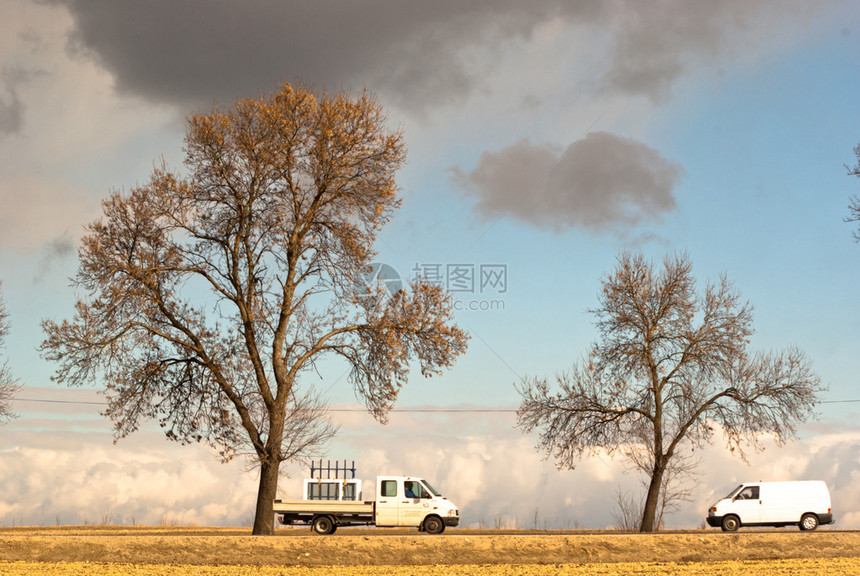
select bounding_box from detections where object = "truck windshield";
[420,480,441,497]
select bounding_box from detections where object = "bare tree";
[1,284,20,425]
[846,143,860,241]
[517,252,823,532]
[41,82,469,535]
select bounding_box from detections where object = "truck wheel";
[721,515,740,532]
[799,514,819,531]
[422,515,445,535]
[312,515,336,535]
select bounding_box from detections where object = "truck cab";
[374,476,459,532]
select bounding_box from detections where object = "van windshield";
[724,485,744,499]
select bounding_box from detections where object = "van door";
[730,485,762,524]
[375,478,400,526]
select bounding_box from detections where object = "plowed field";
[1,527,858,575]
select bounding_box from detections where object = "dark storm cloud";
[451,133,683,232]
[50,0,603,110]
[47,0,782,110]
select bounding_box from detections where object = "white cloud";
[0,1,179,254]
[1,387,255,526]
[0,440,255,526]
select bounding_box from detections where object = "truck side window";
[381,480,397,497]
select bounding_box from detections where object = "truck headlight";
[448,509,458,517]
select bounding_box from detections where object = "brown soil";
[0,527,858,567]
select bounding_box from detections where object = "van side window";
[737,486,760,500]
[381,480,397,497]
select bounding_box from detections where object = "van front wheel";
[799,514,819,531]
[721,515,740,532]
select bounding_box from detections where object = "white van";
[707,480,833,531]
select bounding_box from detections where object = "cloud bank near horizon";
[2,391,857,530]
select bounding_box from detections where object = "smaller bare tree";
[0,284,20,425]
[518,252,825,533]
[847,143,860,241]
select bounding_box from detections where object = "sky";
[1,0,859,530]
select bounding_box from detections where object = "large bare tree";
[0,283,20,425]
[517,252,823,532]
[41,83,469,534]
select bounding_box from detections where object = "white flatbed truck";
[274,475,459,534]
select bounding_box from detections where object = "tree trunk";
[252,458,280,535]
[640,463,665,532]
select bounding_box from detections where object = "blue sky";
[1,0,859,529]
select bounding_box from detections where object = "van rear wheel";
[799,514,818,531]
[721,515,740,532]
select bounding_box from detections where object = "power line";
[12,397,519,413]
[15,397,105,406]
[13,397,860,410]
[330,408,518,413]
